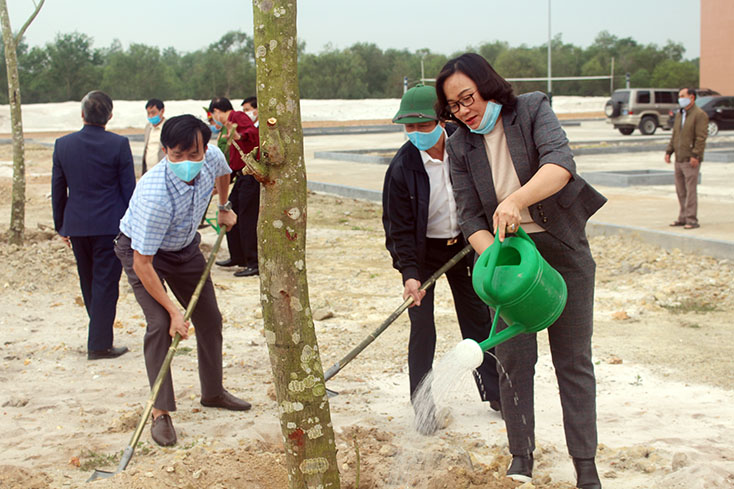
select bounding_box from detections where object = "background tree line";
[0,29,699,103]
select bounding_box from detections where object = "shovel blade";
[86,469,117,482]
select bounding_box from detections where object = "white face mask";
[245,110,257,122]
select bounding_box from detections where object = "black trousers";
[407,238,500,404]
[70,235,122,351]
[225,174,260,268]
[114,233,224,412]
[494,231,598,459]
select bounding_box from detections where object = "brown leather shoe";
[150,414,177,446]
[200,390,252,411]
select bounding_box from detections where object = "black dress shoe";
[87,346,129,360]
[216,258,242,267]
[507,454,533,483]
[151,414,177,446]
[573,457,601,489]
[234,266,259,277]
[201,390,252,411]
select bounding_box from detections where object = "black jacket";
[382,125,458,283]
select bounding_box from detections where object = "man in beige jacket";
[142,98,167,175]
[665,87,709,229]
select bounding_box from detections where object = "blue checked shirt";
[119,144,231,255]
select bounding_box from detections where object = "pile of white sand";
[0,96,608,133]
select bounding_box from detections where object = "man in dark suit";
[52,90,136,360]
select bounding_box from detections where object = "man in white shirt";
[382,85,500,434]
[142,98,167,175]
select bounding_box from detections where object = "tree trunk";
[0,0,44,245]
[252,1,340,487]
[0,0,26,245]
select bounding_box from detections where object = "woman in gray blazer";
[435,53,606,489]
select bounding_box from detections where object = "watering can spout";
[478,323,526,351]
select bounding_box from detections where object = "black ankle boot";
[507,453,533,483]
[573,457,601,489]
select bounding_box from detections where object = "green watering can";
[471,226,567,353]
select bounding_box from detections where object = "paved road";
[302,122,734,249]
[19,121,734,251]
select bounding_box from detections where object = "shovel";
[87,225,228,482]
[323,244,473,397]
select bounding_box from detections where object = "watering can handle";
[471,233,502,304]
[473,225,530,304]
[515,226,535,248]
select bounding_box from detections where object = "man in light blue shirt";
[115,115,251,447]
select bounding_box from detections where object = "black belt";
[426,236,460,247]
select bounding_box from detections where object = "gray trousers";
[114,233,224,412]
[674,159,700,225]
[494,231,598,459]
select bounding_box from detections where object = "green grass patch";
[79,449,119,471]
[661,299,718,314]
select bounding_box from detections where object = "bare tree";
[0,0,45,245]
[245,1,341,487]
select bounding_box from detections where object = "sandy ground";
[1,142,734,489]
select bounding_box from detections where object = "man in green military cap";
[381,84,501,434]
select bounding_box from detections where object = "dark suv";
[605,88,679,135]
[667,95,734,136]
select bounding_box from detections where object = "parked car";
[695,88,721,97]
[604,88,680,135]
[667,95,734,137]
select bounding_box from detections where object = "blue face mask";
[209,124,220,134]
[168,158,204,182]
[148,114,162,126]
[406,124,443,151]
[469,101,503,135]
[678,97,691,108]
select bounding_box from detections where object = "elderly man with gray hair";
[52,90,136,359]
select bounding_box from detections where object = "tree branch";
[231,139,270,183]
[14,0,44,45]
[226,121,271,184]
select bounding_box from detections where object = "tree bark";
[251,1,340,487]
[0,0,44,245]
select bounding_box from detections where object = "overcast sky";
[6,0,701,59]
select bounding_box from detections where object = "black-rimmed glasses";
[447,91,476,114]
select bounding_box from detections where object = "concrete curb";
[586,221,734,261]
[314,149,394,165]
[303,125,401,136]
[573,139,734,156]
[314,141,734,165]
[308,181,382,202]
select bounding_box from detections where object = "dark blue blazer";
[52,125,136,236]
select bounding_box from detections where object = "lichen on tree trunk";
[252,1,340,488]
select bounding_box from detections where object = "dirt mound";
[0,465,51,489]
[92,443,287,489]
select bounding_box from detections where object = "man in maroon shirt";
[209,97,261,277]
